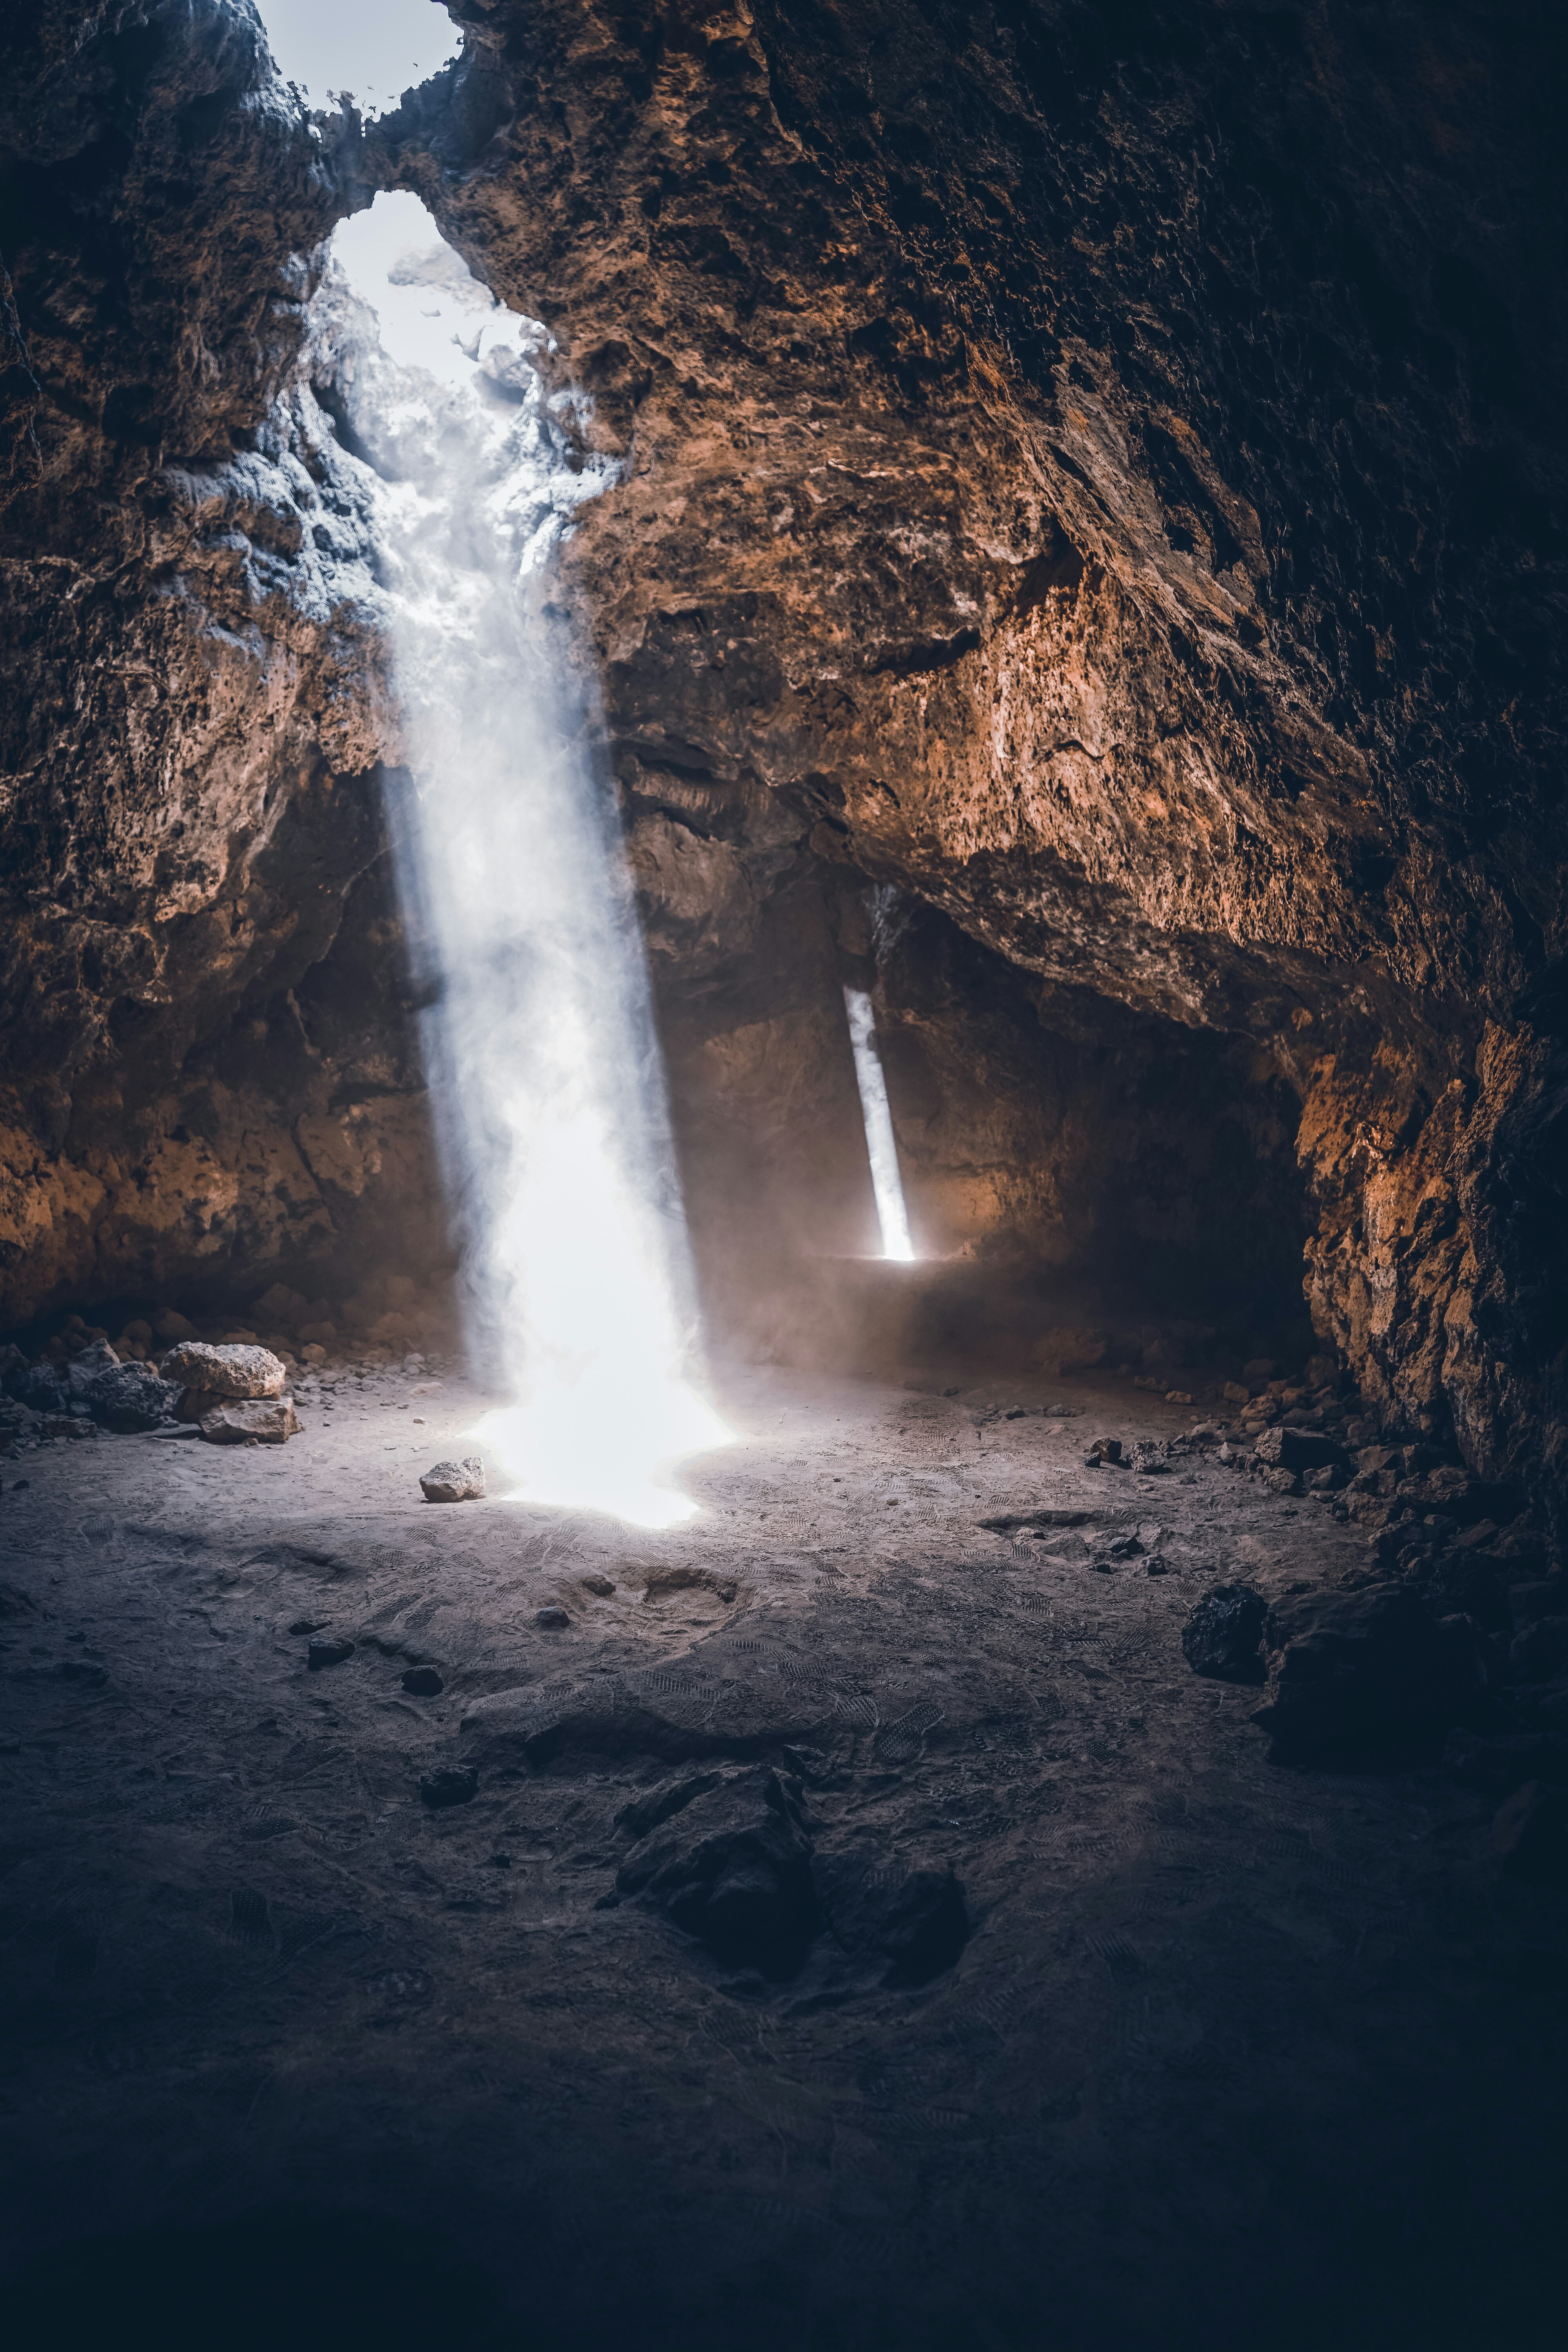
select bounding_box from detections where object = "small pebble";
[536,1606,570,1630]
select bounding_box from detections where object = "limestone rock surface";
[198,1395,301,1445]
[161,1342,286,1399]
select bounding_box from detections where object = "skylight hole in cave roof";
[252,0,461,118]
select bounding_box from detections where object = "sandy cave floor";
[1,1356,1564,2349]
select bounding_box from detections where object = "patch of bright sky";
[252,0,461,116]
[332,192,504,388]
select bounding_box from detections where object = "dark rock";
[1084,1438,1123,1467]
[11,1365,66,1414]
[39,1415,95,1442]
[1262,1466,1302,1497]
[535,1606,570,1630]
[85,1361,180,1433]
[1181,1585,1268,1684]
[306,1635,355,1671]
[812,1849,969,1987]
[1252,1585,1487,1763]
[1106,1533,1145,1561]
[1396,1469,1515,1525]
[615,1765,818,1978]
[289,1618,326,1636]
[1254,1425,1350,1475]
[401,1666,445,1696]
[1144,1554,1171,1576]
[1492,1781,1568,1889]
[581,1575,616,1597]
[420,1766,479,1809]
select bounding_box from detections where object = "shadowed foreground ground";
[1,1357,1562,2349]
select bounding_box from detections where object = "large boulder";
[1181,1586,1268,1684]
[1253,1425,1351,1476]
[64,1338,122,1403]
[160,1342,286,1399]
[8,1363,66,1414]
[1252,1583,1488,1763]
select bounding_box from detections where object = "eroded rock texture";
[0,0,432,1320]
[2,2,1565,1517]
[361,0,1566,1506]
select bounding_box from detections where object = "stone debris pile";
[1,1317,306,1455]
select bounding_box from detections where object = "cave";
[1,3,1565,2345]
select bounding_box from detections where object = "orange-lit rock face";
[1,2,1564,1516]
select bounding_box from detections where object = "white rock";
[419,1456,485,1503]
[160,1341,286,1399]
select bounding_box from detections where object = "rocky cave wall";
[0,0,446,1332]
[1,0,1564,1518]
[358,0,1567,1508]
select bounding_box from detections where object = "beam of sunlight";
[254,0,460,117]
[313,193,730,1526]
[844,987,915,1261]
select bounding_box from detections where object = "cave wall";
[1,0,1564,1514]
[0,0,448,1325]
[358,0,1567,1503]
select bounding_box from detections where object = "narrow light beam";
[316,194,730,1526]
[844,986,915,1261]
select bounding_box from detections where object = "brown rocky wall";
[1,1,1564,1521]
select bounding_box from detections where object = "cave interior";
[0,3,1565,2346]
